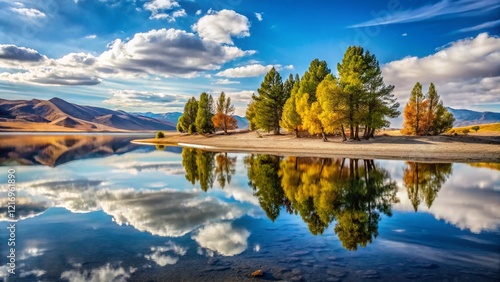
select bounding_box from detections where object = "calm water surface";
[0,134,499,281]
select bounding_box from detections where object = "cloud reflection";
[60,264,135,282]
[192,223,250,256]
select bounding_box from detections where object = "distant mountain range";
[447,107,500,127]
[136,111,249,129]
[0,97,175,131]
[0,97,494,132]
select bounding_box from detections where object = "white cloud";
[144,242,187,266]
[98,28,254,78]
[103,89,187,110]
[216,64,274,78]
[0,28,255,85]
[284,64,294,70]
[457,19,500,33]
[214,78,240,85]
[195,9,202,16]
[192,9,250,44]
[144,0,179,19]
[10,7,46,19]
[349,0,499,28]
[402,33,408,37]
[85,34,97,39]
[150,9,186,21]
[61,264,133,282]
[382,33,500,109]
[255,12,263,21]
[192,223,250,256]
[98,189,245,237]
[390,162,500,234]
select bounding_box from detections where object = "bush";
[156,131,165,138]
[449,129,455,134]
[471,125,480,132]
[462,128,470,134]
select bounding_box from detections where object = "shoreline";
[132,131,500,163]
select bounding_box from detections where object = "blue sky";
[0,0,499,123]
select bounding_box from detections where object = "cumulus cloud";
[192,223,250,256]
[214,78,240,85]
[382,33,500,109]
[349,0,499,28]
[103,90,187,110]
[255,12,263,21]
[144,242,187,266]
[195,9,202,16]
[0,28,255,85]
[98,28,254,78]
[192,9,250,44]
[0,44,47,69]
[144,0,179,19]
[216,64,275,78]
[393,163,500,233]
[61,264,134,282]
[98,189,245,237]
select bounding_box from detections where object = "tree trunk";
[363,126,369,140]
[370,128,376,138]
[354,125,360,141]
[340,125,347,141]
[294,127,299,138]
[321,130,328,142]
[350,124,354,140]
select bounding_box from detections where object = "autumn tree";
[245,97,258,131]
[195,92,215,134]
[401,83,426,135]
[294,59,331,139]
[280,74,302,137]
[212,92,237,134]
[177,97,198,134]
[252,67,288,134]
[402,83,454,135]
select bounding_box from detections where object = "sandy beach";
[133,130,500,162]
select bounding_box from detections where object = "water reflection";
[246,155,399,250]
[0,136,499,281]
[403,162,453,211]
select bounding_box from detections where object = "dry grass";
[449,123,500,134]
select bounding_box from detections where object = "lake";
[0,134,499,281]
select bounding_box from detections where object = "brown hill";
[0,97,175,131]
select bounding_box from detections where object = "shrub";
[156,131,165,138]
[462,128,470,134]
[471,125,480,132]
[449,129,455,134]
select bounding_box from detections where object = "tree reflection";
[403,162,452,211]
[244,154,291,221]
[181,148,215,191]
[215,153,237,188]
[181,148,237,191]
[246,155,399,251]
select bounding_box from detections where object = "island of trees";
[176,46,455,139]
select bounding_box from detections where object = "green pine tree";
[195,92,215,134]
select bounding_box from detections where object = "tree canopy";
[212,92,237,134]
[402,82,454,135]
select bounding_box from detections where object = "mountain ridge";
[0,97,175,131]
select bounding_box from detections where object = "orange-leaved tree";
[212,92,237,134]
